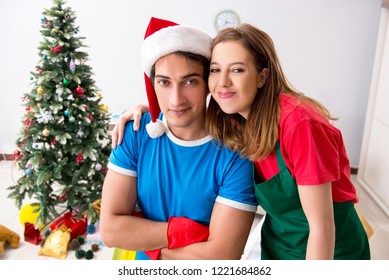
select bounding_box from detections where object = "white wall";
[0,0,381,167]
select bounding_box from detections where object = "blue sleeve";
[108,121,139,176]
[217,154,258,212]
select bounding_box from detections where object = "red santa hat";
[142,17,212,138]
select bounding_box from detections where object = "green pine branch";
[8,0,111,225]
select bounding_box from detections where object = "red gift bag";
[24,222,42,245]
[50,211,87,239]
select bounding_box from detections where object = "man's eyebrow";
[154,74,170,79]
[181,72,202,79]
[154,73,202,80]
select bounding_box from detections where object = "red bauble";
[76,153,84,163]
[76,86,83,94]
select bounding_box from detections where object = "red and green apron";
[254,143,370,260]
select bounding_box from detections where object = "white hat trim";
[142,25,212,76]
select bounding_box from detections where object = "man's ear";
[257,68,269,88]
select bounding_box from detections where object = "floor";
[0,160,114,260]
[1,159,388,260]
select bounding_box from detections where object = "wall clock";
[215,10,240,32]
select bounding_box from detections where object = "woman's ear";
[257,68,269,88]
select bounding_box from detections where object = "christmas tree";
[8,0,111,226]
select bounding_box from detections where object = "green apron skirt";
[254,143,370,260]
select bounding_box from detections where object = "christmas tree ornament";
[95,163,102,171]
[69,116,75,123]
[37,86,44,94]
[68,239,80,250]
[42,55,47,60]
[30,76,33,80]
[25,168,33,176]
[91,243,99,252]
[63,78,69,86]
[51,45,63,53]
[58,192,67,202]
[85,250,94,260]
[92,199,101,215]
[42,128,50,137]
[51,28,59,34]
[19,203,41,226]
[77,235,85,245]
[32,142,43,149]
[13,149,21,158]
[44,229,51,238]
[24,118,32,127]
[36,109,53,123]
[41,16,46,22]
[76,153,84,163]
[73,85,84,97]
[87,224,96,234]
[69,59,76,73]
[76,130,84,138]
[64,13,70,20]
[75,249,85,259]
[64,109,70,116]
[99,104,109,112]
[76,85,83,94]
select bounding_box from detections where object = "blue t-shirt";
[108,113,257,259]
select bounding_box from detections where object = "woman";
[113,23,370,260]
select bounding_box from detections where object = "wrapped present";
[38,225,71,259]
[24,222,42,245]
[50,211,87,239]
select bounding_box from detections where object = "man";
[100,17,257,260]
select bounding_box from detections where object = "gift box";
[50,211,87,239]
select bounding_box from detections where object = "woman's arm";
[112,104,149,148]
[298,183,335,259]
[160,202,255,260]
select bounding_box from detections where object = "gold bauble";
[37,86,44,94]
[42,128,50,137]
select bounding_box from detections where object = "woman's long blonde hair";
[205,24,335,161]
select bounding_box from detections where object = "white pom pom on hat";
[146,119,165,138]
[141,17,212,138]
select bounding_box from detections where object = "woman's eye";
[232,68,244,73]
[210,68,220,73]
